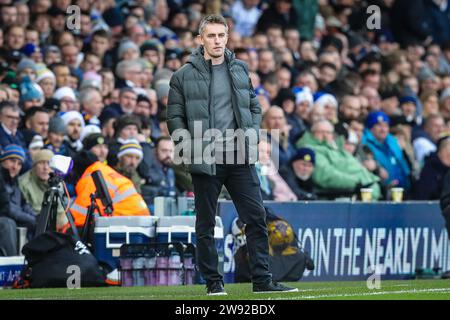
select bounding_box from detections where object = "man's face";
[29,111,49,138]
[427,118,445,142]
[292,159,314,181]
[2,6,17,26]
[401,102,416,118]
[259,51,275,74]
[91,35,109,57]
[66,119,82,140]
[84,91,104,117]
[135,101,151,117]
[341,96,361,121]
[0,108,20,133]
[62,45,79,67]
[266,109,285,130]
[119,153,141,171]
[2,158,22,178]
[312,122,334,144]
[119,124,139,140]
[143,49,160,66]
[199,23,228,59]
[119,91,137,113]
[54,65,71,87]
[82,54,101,72]
[371,122,390,142]
[157,140,174,165]
[7,26,25,50]
[48,132,64,148]
[34,160,51,181]
[91,144,109,163]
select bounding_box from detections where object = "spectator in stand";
[279,147,318,200]
[297,119,381,199]
[414,136,450,200]
[262,106,296,167]
[413,114,445,166]
[362,111,412,194]
[115,139,144,194]
[0,144,36,239]
[140,136,176,206]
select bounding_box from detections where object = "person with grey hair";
[115,59,143,89]
[168,14,297,295]
[80,87,104,126]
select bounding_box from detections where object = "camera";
[49,155,73,177]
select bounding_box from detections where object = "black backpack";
[15,231,106,288]
[234,207,314,283]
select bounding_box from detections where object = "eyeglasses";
[3,114,20,121]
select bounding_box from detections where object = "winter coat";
[362,129,411,191]
[414,152,450,200]
[296,131,381,199]
[167,46,262,175]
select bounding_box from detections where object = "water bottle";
[168,250,182,286]
[120,254,133,287]
[132,255,146,286]
[184,253,195,285]
[156,250,169,286]
[144,249,157,286]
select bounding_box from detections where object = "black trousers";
[191,164,272,285]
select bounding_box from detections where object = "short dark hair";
[198,14,228,35]
[155,136,173,148]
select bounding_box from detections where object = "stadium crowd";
[2,0,450,255]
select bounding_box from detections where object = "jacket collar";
[187,46,235,73]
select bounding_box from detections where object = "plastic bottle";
[168,250,182,286]
[144,249,157,286]
[184,253,195,285]
[120,254,134,287]
[156,250,169,286]
[132,255,146,286]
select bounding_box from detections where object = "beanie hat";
[83,133,106,150]
[0,144,26,163]
[114,114,142,135]
[118,40,139,59]
[293,86,314,109]
[80,124,101,142]
[53,86,76,101]
[118,139,143,160]
[20,76,44,102]
[60,110,85,128]
[29,134,44,150]
[366,111,390,129]
[399,96,417,107]
[291,147,315,165]
[21,43,41,57]
[32,149,54,165]
[48,116,66,134]
[17,58,37,74]
[36,68,56,83]
[313,92,338,109]
[140,42,159,55]
[43,98,61,113]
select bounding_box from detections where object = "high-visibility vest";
[70,161,150,227]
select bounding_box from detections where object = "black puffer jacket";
[167,46,262,175]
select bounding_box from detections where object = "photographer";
[19,149,67,230]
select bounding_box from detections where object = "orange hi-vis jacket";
[70,161,150,227]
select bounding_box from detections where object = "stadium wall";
[218,201,450,282]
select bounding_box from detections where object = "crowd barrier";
[218,201,450,282]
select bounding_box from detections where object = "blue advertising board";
[218,201,450,283]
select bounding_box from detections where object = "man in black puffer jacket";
[167,14,297,296]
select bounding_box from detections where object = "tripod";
[35,173,79,239]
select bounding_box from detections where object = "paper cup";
[391,188,404,202]
[360,188,373,202]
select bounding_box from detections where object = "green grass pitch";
[0,280,449,300]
